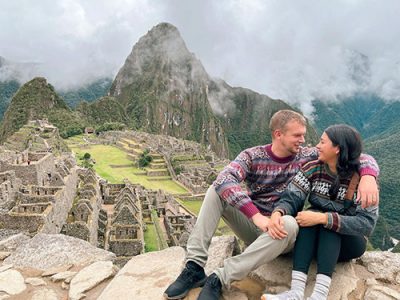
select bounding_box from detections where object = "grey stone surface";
[0,252,11,260]
[25,277,47,286]
[0,233,30,251]
[31,288,59,300]
[4,233,115,270]
[50,271,77,282]
[359,251,400,284]
[205,235,239,275]
[69,261,115,300]
[364,285,400,300]
[0,269,26,295]
[252,255,358,300]
[0,265,13,273]
[98,246,186,300]
[41,264,73,277]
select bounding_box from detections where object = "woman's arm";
[273,170,310,216]
[324,204,378,236]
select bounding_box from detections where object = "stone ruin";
[98,179,196,265]
[0,123,210,267]
[101,130,229,194]
[61,168,102,246]
[0,132,78,238]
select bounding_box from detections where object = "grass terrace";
[66,135,188,195]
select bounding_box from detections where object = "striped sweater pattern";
[275,160,378,237]
[213,144,379,219]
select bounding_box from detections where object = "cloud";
[1,0,400,112]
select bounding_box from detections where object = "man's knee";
[282,215,299,239]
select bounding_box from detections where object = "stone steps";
[146,169,169,177]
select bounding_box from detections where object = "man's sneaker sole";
[163,276,208,299]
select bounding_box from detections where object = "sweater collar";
[266,144,296,163]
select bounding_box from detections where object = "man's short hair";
[269,110,306,133]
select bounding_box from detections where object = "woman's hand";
[295,211,327,227]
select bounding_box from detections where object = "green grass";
[144,223,159,252]
[178,199,233,236]
[66,138,188,194]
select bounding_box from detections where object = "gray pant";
[186,185,299,288]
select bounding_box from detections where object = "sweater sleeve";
[213,149,259,218]
[273,170,311,216]
[324,203,378,236]
[358,153,379,177]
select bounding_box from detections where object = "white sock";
[308,273,331,300]
[290,270,307,295]
[261,271,307,300]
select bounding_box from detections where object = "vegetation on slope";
[59,78,112,108]
[0,80,20,120]
[0,77,84,142]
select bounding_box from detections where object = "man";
[164,110,379,300]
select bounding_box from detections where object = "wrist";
[321,213,328,225]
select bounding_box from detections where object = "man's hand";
[295,211,327,227]
[357,175,379,208]
[251,213,270,232]
[268,211,288,240]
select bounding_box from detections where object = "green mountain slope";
[0,80,20,121]
[59,78,112,108]
[0,77,85,142]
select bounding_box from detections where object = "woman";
[262,124,379,300]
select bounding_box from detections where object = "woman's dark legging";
[293,225,366,277]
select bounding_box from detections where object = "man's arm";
[358,154,380,208]
[213,149,260,218]
[308,146,380,208]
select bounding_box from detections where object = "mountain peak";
[110,22,207,97]
[0,77,70,142]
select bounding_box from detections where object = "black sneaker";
[197,273,222,300]
[163,261,207,299]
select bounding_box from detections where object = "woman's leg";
[293,225,320,273]
[338,235,366,262]
[262,226,320,300]
[309,229,366,300]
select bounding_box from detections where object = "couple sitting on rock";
[163,110,380,300]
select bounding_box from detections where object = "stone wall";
[63,169,102,246]
[39,166,78,234]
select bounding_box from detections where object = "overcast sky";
[1,0,400,113]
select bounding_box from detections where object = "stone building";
[0,153,78,235]
[108,184,145,265]
[62,168,103,246]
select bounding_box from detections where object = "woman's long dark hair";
[324,124,362,199]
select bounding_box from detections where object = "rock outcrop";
[0,233,399,299]
[4,234,116,270]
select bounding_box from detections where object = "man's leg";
[165,185,259,299]
[186,185,259,266]
[214,215,299,288]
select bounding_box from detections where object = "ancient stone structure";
[101,130,229,194]
[0,120,79,236]
[108,184,145,265]
[62,168,103,246]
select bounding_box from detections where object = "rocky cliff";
[110,23,229,158]
[1,233,399,300]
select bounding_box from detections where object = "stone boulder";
[0,232,30,251]
[358,251,400,284]
[249,255,358,299]
[4,234,115,270]
[98,235,243,300]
